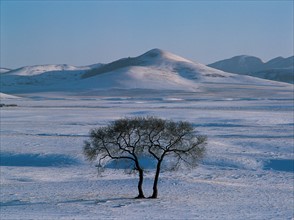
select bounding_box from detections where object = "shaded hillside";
[208,55,293,83]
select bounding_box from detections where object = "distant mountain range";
[0,49,292,97]
[208,55,294,83]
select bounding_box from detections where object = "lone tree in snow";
[83,116,206,199]
[141,117,206,198]
[84,117,147,198]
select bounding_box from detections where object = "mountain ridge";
[1,49,292,95]
[208,55,294,83]
[0,68,11,74]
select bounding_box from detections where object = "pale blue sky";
[1,0,293,68]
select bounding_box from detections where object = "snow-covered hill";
[79,48,246,92]
[1,49,292,95]
[208,55,294,83]
[208,55,264,74]
[264,56,293,69]
[0,68,11,74]
[0,63,101,94]
[82,48,234,80]
[252,68,294,84]
[0,92,20,99]
[4,64,89,76]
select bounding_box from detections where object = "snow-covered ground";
[1,86,293,219]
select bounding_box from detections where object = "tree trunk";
[150,160,162,199]
[135,167,145,199]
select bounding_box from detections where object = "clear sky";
[1,0,293,69]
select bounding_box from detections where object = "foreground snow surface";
[1,89,293,219]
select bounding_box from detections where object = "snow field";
[1,90,293,219]
[1,166,293,219]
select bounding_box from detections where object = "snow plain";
[1,87,293,220]
[1,49,293,219]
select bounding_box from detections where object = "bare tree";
[141,117,207,198]
[83,118,147,198]
[83,116,206,199]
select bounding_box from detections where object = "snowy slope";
[0,92,20,99]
